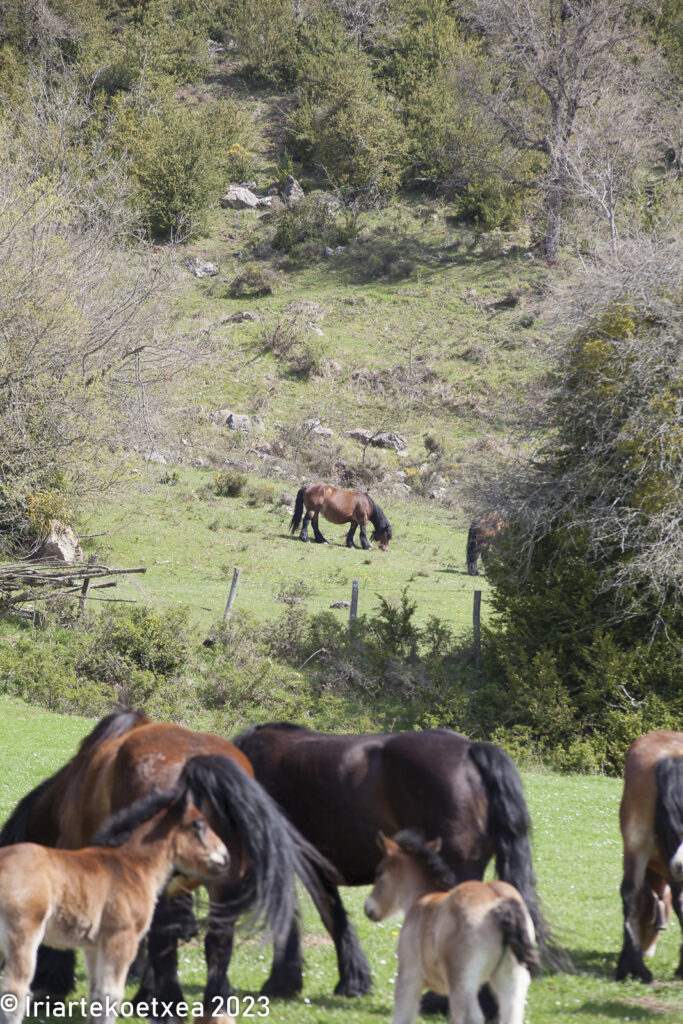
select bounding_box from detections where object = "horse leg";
[299,511,312,542]
[85,934,137,1024]
[260,917,303,997]
[132,894,185,1011]
[0,927,43,1024]
[311,512,327,544]
[490,960,529,1024]
[201,885,240,1010]
[346,523,358,548]
[669,880,683,978]
[616,852,653,983]
[295,870,371,996]
[391,964,423,1024]
[358,516,371,550]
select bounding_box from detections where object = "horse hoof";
[259,974,303,999]
[333,977,373,997]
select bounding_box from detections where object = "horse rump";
[492,898,541,977]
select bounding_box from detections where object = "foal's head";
[364,830,455,921]
[170,793,230,880]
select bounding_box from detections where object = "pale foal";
[365,830,539,1024]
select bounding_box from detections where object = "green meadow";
[3,696,683,1024]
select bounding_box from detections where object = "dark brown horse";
[290,483,392,550]
[0,713,338,1012]
[233,723,565,1006]
[617,729,683,983]
[466,514,507,575]
[0,767,229,1024]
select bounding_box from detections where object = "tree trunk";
[545,184,563,261]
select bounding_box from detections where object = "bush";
[229,263,280,297]
[272,193,357,253]
[214,470,247,497]
[451,178,524,231]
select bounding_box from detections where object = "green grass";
[86,466,487,633]
[3,696,683,1024]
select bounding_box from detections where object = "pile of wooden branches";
[0,561,146,619]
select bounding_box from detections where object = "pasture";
[2,696,683,1023]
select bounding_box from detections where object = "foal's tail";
[181,754,340,944]
[290,486,306,535]
[466,520,479,575]
[468,742,571,972]
[493,898,541,977]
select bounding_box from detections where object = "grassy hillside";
[3,696,683,1024]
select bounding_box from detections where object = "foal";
[0,778,228,1024]
[364,831,539,1024]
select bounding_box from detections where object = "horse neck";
[395,862,437,912]
[116,814,178,889]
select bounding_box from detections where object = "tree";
[465,0,651,258]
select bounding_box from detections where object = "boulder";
[148,451,167,464]
[37,525,83,564]
[221,186,272,210]
[283,175,305,207]
[226,413,252,432]
[210,408,232,425]
[221,311,256,323]
[371,431,408,452]
[186,257,219,278]
[346,428,373,445]
[304,418,333,437]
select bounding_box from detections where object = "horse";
[364,830,540,1024]
[616,729,683,983]
[0,760,229,1024]
[0,712,339,1013]
[289,483,392,550]
[466,514,507,575]
[233,723,565,1005]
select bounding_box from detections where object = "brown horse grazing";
[0,766,229,1024]
[233,723,566,1008]
[364,831,540,1024]
[466,514,507,575]
[0,713,339,1013]
[290,483,392,550]
[617,730,683,983]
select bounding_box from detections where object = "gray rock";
[283,175,305,207]
[221,311,257,323]
[210,408,232,425]
[304,418,333,437]
[221,186,272,210]
[330,600,351,609]
[226,413,252,432]
[186,257,218,278]
[36,525,83,564]
[148,451,167,464]
[371,431,408,452]
[346,428,373,444]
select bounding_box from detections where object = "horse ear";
[376,830,387,852]
[427,837,442,853]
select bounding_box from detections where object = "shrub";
[451,178,525,231]
[271,193,357,253]
[214,470,247,497]
[229,263,280,297]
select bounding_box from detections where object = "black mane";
[91,787,181,848]
[233,722,309,748]
[392,828,456,891]
[369,499,392,539]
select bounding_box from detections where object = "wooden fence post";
[223,567,242,621]
[473,590,482,666]
[79,554,97,617]
[349,579,359,629]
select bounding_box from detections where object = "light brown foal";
[0,786,228,1024]
[364,831,539,1024]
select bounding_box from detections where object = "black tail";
[468,742,570,971]
[290,486,306,535]
[655,757,683,863]
[181,754,340,943]
[493,898,541,976]
[466,521,479,575]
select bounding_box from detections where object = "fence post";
[473,590,482,666]
[79,553,97,618]
[223,567,242,621]
[349,579,359,629]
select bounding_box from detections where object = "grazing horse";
[290,483,392,550]
[466,514,507,575]
[0,764,229,1024]
[0,713,339,1012]
[617,729,683,983]
[364,830,540,1024]
[233,723,564,1003]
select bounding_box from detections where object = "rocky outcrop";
[36,525,83,564]
[221,186,272,210]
